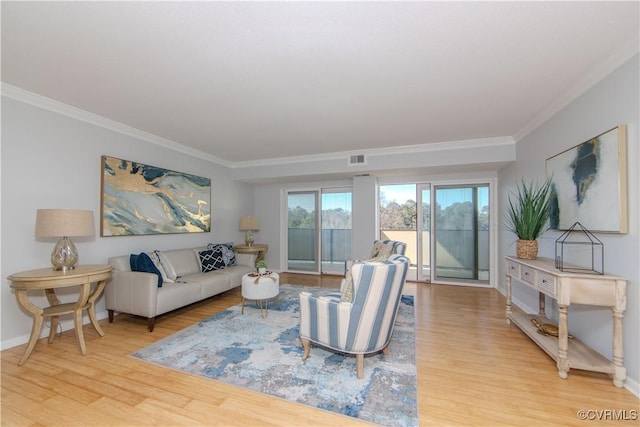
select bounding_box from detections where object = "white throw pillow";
[340,260,364,303]
[156,251,178,281]
[370,241,395,258]
[340,256,388,303]
[150,251,174,283]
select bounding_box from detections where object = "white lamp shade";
[239,216,259,231]
[35,209,94,238]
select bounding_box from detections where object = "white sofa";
[105,246,256,332]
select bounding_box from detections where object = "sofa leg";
[108,310,114,323]
[356,354,364,379]
[301,338,310,360]
[147,317,156,332]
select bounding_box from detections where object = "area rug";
[131,284,418,426]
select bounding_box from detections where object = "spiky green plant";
[505,178,552,240]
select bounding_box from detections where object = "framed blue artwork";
[101,156,211,236]
[546,125,627,233]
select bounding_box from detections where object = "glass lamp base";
[51,237,78,271]
[244,230,255,247]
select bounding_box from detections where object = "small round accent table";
[7,264,112,365]
[241,272,280,318]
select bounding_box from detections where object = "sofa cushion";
[182,269,232,298]
[223,264,257,287]
[197,248,226,273]
[157,249,201,279]
[207,242,236,266]
[155,282,201,315]
[130,253,163,287]
[156,251,178,281]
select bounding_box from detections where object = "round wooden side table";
[234,244,268,263]
[7,264,112,365]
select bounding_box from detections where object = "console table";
[7,264,112,365]
[505,256,627,387]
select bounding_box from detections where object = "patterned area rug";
[131,284,418,426]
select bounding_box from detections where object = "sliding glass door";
[321,189,352,274]
[286,188,352,274]
[379,180,491,285]
[379,183,428,281]
[287,191,318,272]
[433,184,489,283]
[418,184,431,281]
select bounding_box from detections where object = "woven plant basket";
[516,239,538,260]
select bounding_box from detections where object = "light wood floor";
[2,274,637,426]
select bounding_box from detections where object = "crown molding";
[367,136,515,155]
[5,82,511,170]
[1,83,232,167]
[231,136,515,169]
[3,82,513,170]
[514,36,640,142]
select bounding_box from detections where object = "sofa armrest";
[235,253,257,267]
[105,270,160,318]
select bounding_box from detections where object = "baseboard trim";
[0,309,110,351]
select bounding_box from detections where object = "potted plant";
[505,178,552,260]
[256,260,268,275]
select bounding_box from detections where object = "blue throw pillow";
[198,248,226,272]
[207,242,236,266]
[130,253,163,287]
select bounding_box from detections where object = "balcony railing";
[288,228,487,272]
[288,228,351,263]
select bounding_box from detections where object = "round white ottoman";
[241,272,280,318]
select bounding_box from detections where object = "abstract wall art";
[101,156,211,236]
[546,125,627,233]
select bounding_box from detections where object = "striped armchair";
[344,239,407,274]
[299,254,410,379]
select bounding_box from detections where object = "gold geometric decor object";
[555,221,604,275]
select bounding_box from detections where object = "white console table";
[505,256,627,387]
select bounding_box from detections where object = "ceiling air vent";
[348,154,366,166]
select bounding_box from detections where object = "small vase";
[517,239,538,260]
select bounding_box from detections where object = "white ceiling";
[2,1,639,164]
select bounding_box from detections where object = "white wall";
[498,55,639,393]
[1,96,254,349]
[352,175,378,258]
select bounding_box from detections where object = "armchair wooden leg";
[356,354,364,379]
[382,344,390,356]
[301,338,310,360]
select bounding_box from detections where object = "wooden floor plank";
[2,274,637,426]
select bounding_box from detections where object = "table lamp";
[35,209,94,271]
[239,216,259,246]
